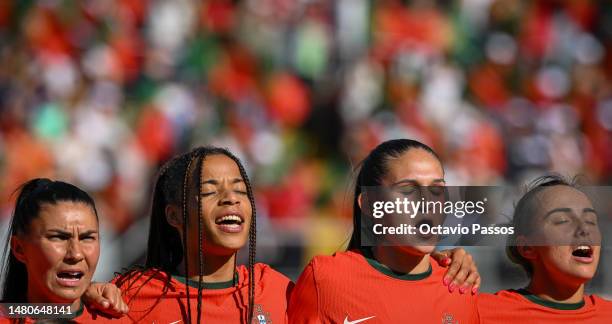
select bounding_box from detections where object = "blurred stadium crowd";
[1,0,611,294]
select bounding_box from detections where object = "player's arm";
[431,248,480,294]
[288,262,320,324]
[82,282,129,318]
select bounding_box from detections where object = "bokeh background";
[1,0,611,296]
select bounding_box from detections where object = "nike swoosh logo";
[169,321,182,324]
[344,315,375,324]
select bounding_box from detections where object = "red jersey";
[288,250,478,324]
[477,289,612,323]
[111,263,292,324]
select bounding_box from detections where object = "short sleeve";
[288,261,320,324]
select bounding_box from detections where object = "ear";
[11,235,27,263]
[516,235,536,260]
[165,205,182,229]
[357,193,363,210]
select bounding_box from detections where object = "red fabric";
[477,290,612,323]
[288,251,478,323]
[110,264,293,324]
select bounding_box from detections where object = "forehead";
[383,148,443,182]
[199,154,243,180]
[33,202,98,229]
[534,185,592,212]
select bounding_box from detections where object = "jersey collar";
[67,300,84,319]
[515,289,585,310]
[360,248,432,281]
[173,272,239,290]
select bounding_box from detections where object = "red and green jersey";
[288,250,478,324]
[477,289,612,323]
[111,263,292,324]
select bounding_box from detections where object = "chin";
[48,286,83,303]
[549,264,597,286]
[206,239,247,255]
[56,290,81,301]
[222,237,248,248]
[397,245,435,256]
[222,243,245,252]
[568,268,597,282]
[415,245,436,255]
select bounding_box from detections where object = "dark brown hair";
[347,139,441,250]
[1,178,98,303]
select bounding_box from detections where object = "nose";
[64,238,84,264]
[575,219,591,238]
[421,186,441,203]
[219,187,239,205]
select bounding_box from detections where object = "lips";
[571,245,594,264]
[56,270,85,287]
[214,213,245,233]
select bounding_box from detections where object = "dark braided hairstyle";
[123,146,257,324]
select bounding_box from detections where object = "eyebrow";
[544,207,598,219]
[391,179,446,187]
[78,230,99,236]
[544,208,571,219]
[201,178,244,185]
[47,229,98,236]
[48,229,71,236]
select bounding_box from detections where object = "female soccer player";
[112,147,292,324]
[0,178,127,323]
[477,175,612,323]
[103,145,477,324]
[288,139,480,323]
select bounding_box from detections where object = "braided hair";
[118,147,257,323]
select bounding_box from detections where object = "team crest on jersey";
[252,304,271,324]
[442,313,458,324]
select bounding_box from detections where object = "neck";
[27,285,81,311]
[177,253,236,283]
[527,269,585,304]
[373,246,430,274]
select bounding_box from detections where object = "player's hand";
[431,248,480,295]
[82,282,129,318]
